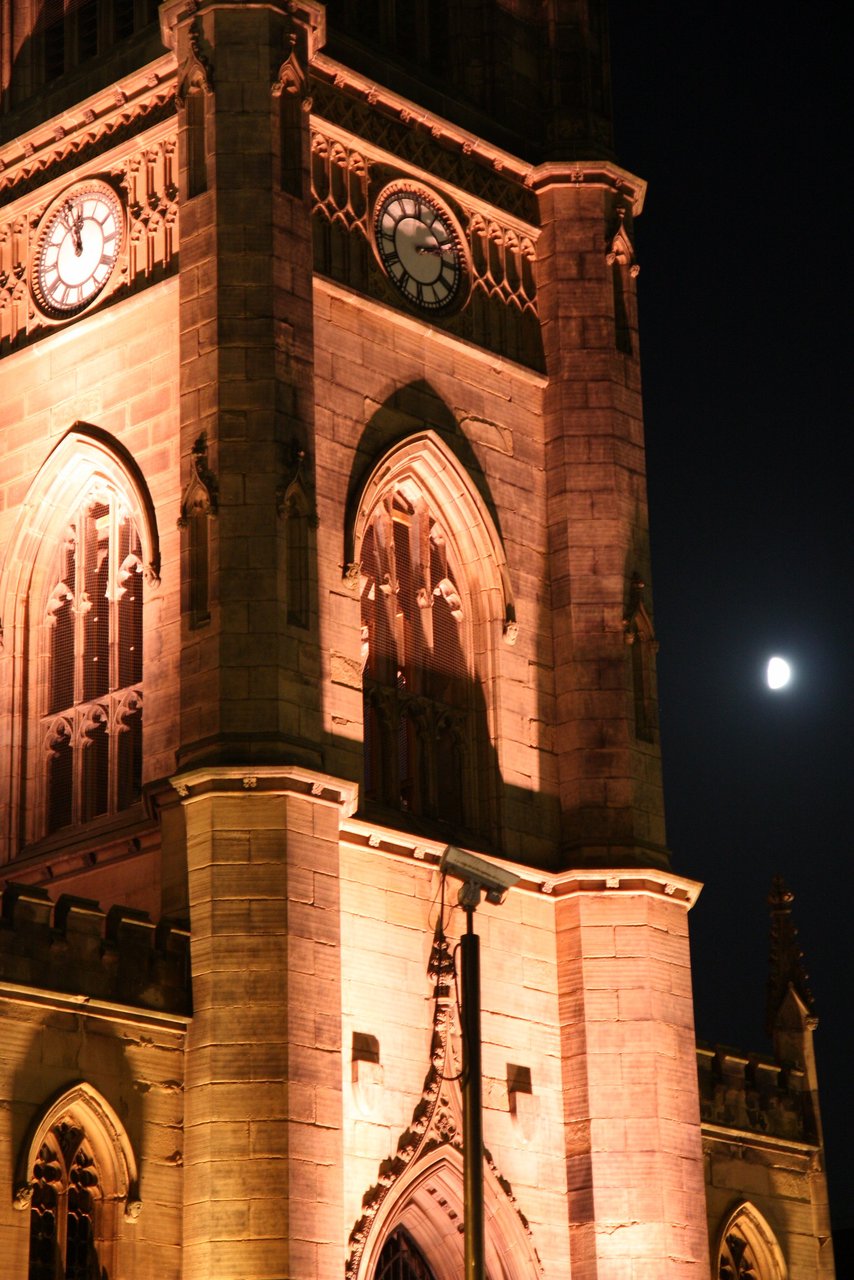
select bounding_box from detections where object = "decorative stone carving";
[12,1182,34,1211]
[175,17,214,109]
[342,562,361,593]
[276,447,317,527]
[177,433,218,527]
[606,204,640,278]
[346,932,538,1278]
[309,77,537,224]
[272,46,308,101]
[503,618,519,646]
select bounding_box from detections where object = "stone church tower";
[0,3,835,1278]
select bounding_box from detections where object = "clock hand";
[72,205,84,256]
[415,242,451,256]
[59,200,76,233]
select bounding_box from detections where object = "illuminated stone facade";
[0,4,835,1278]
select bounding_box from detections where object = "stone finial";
[766,875,814,1037]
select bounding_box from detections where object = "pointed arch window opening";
[28,1123,101,1280]
[719,1231,760,1280]
[41,483,143,835]
[715,1202,787,1280]
[361,489,469,826]
[374,1227,438,1280]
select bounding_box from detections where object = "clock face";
[34,182,123,318]
[374,186,465,312]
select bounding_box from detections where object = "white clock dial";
[34,182,123,317]
[374,186,464,311]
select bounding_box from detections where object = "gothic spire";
[766,876,814,1038]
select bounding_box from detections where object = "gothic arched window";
[716,1203,787,1280]
[16,1083,140,1280]
[42,484,143,834]
[374,1228,437,1280]
[0,426,157,855]
[360,485,469,828]
[28,1122,101,1280]
[351,431,515,844]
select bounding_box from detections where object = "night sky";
[608,2,851,1238]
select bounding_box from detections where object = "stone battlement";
[697,1043,815,1143]
[0,882,191,1017]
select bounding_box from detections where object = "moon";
[766,656,792,690]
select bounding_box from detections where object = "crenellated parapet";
[697,1043,816,1144]
[0,883,190,1016]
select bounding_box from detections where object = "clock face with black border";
[374,185,465,312]
[33,180,123,318]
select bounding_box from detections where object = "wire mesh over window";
[41,486,143,836]
[28,1127,100,1280]
[374,1229,438,1280]
[360,490,469,827]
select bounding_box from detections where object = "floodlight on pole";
[440,847,520,1280]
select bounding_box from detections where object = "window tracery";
[719,1230,759,1280]
[716,1203,786,1280]
[40,484,143,835]
[15,1083,140,1280]
[350,431,515,844]
[28,1122,101,1280]
[0,427,157,858]
[374,1228,438,1280]
[360,487,469,826]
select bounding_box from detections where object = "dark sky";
[608,1,852,1237]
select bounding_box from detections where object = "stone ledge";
[170,764,359,814]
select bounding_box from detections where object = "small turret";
[766,877,825,1151]
[766,875,815,1044]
